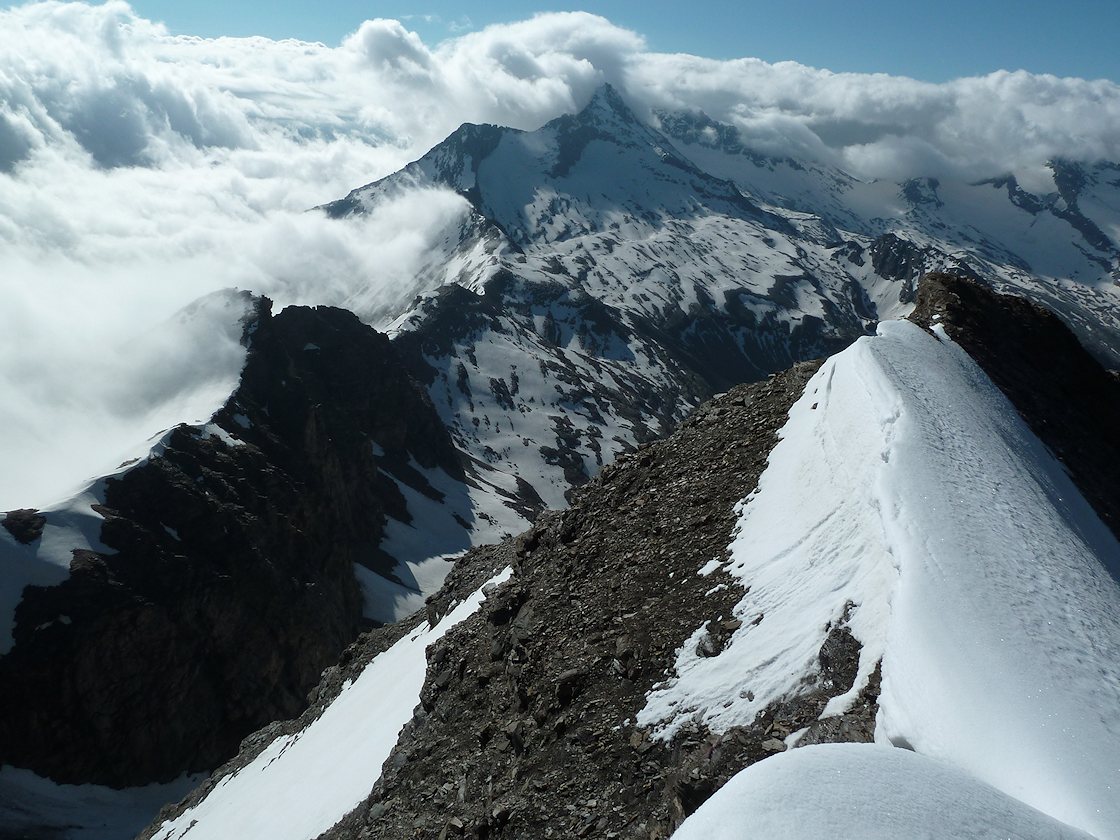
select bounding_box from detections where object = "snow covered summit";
[327,83,780,247]
[317,85,1120,553]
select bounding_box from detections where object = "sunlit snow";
[642,320,1120,839]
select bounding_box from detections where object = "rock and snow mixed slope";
[142,358,829,840]
[658,110,1120,363]
[323,84,1120,540]
[139,277,1120,840]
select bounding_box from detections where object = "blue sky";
[53,0,1120,83]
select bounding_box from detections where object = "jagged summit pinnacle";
[575,82,640,124]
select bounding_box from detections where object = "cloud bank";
[2,1,1120,506]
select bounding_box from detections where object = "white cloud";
[1,1,1119,506]
[345,19,437,86]
[630,56,1120,179]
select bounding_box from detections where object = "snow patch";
[195,423,243,448]
[151,567,514,840]
[697,558,722,577]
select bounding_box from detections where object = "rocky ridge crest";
[0,299,459,786]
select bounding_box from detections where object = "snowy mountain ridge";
[326,85,788,245]
[321,85,1120,555]
[135,275,1120,840]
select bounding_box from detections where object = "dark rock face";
[296,360,878,839]
[869,233,981,302]
[0,299,461,787]
[910,273,1120,545]
[2,509,46,545]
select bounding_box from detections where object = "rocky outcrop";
[0,299,461,787]
[910,272,1120,543]
[868,233,982,300]
[1,509,46,544]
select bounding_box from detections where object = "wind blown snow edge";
[642,320,1120,839]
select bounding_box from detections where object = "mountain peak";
[576,82,639,125]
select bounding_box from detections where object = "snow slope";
[673,743,1096,840]
[642,320,1120,839]
[149,567,513,840]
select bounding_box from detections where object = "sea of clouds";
[2,0,1120,507]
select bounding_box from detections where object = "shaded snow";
[150,567,514,840]
[357,460,518,624]
[0,490,114,654]
[353,557,454,626]
[673,743,1096,840]
[642,320,1120,838]
[0,767,199,840]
